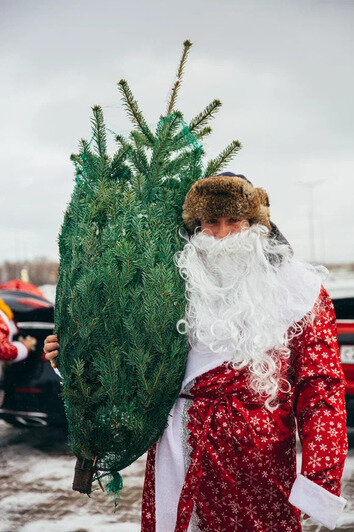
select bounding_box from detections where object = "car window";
[332,298,354,320]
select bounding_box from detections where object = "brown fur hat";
[182,174,271,233]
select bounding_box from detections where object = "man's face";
[200,216,250,239]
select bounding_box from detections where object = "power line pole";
[297,179,326,262]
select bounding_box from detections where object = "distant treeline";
[0,258,58,286]
[322,263,354,272]
[0,258,353,288]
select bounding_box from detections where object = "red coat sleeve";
[0,314,19,361]
[292,285,348,494]
[289,285,348,529]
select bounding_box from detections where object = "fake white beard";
[174,224,328,410]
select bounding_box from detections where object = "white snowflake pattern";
[308,452,322,468]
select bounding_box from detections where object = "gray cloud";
[1,0,353,264]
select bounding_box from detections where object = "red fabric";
[141,443,157,531]
[0,314,18,361]
[141,286,348,531]
[291,287,348,495]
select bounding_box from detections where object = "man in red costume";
[0,298,36,362]
[140,173,348,531]
[45,173,348,531]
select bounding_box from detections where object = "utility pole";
[297,179,326,263]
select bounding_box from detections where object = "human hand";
[21,336,37,352]
[44,334,59,368]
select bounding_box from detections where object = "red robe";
[0,309,27,361]
[141,286,348,531]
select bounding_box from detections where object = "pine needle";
[204,140,242,177]
[91,106,107,159]
[195,126,212,140]
[166,39,193,115]
[117,80,155,146]
[189,99,222,133]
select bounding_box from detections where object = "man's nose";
[215,223,231,239]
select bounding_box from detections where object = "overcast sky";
[1,0,353,265]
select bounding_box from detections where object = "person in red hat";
[0,298,36,362]
[45,173,348,531]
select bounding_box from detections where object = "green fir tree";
[55,40,242,498]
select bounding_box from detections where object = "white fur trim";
[155,348,227,531]
[289,473,347,530]
[53,367,62,379]
[155,396,187,531]
[155,346,226,531]
[182,342,229,389]
[0,309,19,340]
[276,260,325,326]
[11,341,29,362]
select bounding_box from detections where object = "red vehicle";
[327,281,354,443]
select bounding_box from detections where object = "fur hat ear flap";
[255,187,270,208]
[247,187,271,229]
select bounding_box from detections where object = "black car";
[0,287,66,428]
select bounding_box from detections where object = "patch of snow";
[18,513,140,532]
[336,510,354,527]
[20,456,75,490]
[0,492,49,511]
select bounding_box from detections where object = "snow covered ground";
[0,421,353,531]
[0,422,144,532]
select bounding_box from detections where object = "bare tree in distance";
[0,258,58,286]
